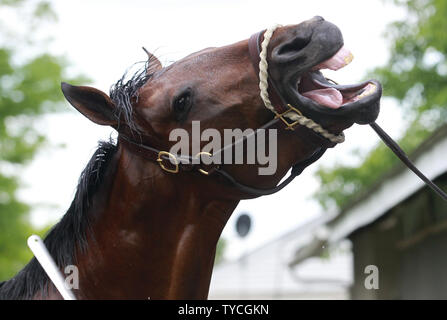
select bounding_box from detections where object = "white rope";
[259,25,280,113]
[258,25,345,144]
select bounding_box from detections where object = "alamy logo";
[169,121,278,175]
[364,265,379,290]
[64,265,79,290]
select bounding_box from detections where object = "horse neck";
[75,144,238,299]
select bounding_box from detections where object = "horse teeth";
[344,52,354,66]
[358,83,377,99]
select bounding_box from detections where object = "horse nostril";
[277,36,310,57]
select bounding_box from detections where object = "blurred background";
[1,0,447,299]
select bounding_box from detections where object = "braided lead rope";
[258,25,280,113]
[258,25,345,144]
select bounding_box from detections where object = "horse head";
[61,16,381,201]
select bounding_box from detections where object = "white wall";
[209,222,353,300]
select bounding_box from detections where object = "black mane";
[109,53,159,133]
[0,53,159,300]
[0,141,117,300]
[0,52,160,300]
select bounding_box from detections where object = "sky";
[14,0,407,260]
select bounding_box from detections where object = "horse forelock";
[109,56,160,134]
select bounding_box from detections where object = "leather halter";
[119,115,331,196]
[248,29,288,114]
[118,29,340,196]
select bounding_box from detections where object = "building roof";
[289,124,447,266]
[209,212,352,299]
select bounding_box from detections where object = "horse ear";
[61,82,118,126]
[142,47,162,73]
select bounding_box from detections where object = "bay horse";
[0,16,381,299]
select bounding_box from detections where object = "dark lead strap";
[370,122,447,201]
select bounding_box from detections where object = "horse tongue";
[302,87,343,109]
[313,46,353,71]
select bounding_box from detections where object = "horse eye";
[173,90,192,120]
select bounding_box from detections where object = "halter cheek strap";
[119,115,331,197]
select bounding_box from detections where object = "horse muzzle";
[268,16,382,127]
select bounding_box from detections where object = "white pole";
[27,235,76,300]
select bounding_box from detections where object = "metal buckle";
[156,151,179,174]
[274,104,303,130]
[195,151,213,175]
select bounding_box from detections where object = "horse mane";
[0,53,159,300]
[0,140,117,300]
[109,54,159,133]
[0,55,162,300]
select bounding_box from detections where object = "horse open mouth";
[297,46,381,117]
[290,44,382,124]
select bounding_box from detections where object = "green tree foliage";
[314,0,447,210]
[0,0,85,280]
[215,238,226,265]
